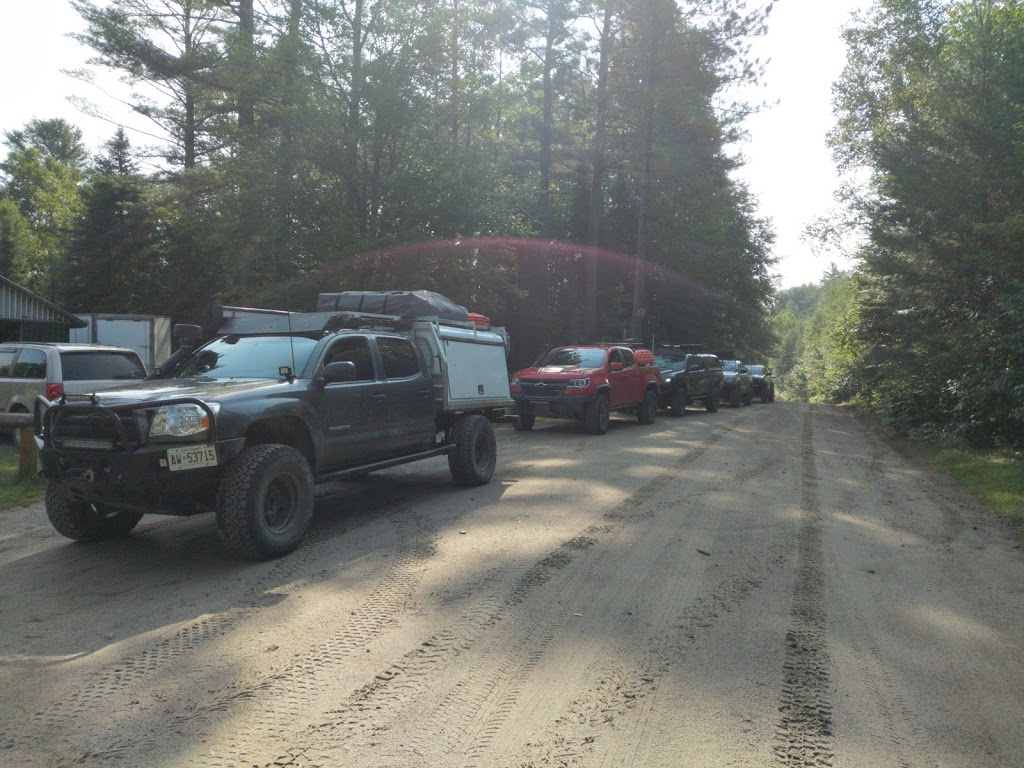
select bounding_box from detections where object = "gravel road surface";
[1,401,1022,767]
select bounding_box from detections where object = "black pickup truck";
[38,298,513,560]
[651,346,723,415]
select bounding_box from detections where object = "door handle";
[371,393,386,402]
[419,389,433,399]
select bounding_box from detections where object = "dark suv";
[719,359,754,407]
[651,347,723,415]
[746,365,774,403]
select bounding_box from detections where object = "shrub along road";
[1,402,1022,767]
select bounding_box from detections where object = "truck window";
[377,337,421,379]
[620,349,635,367]
[325,337,376,382]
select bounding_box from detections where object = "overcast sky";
[0,0,868,290]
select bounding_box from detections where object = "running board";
[315,445,452,483]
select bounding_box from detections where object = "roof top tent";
[0,275,86,343]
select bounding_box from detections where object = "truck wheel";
[743,390,753,406]
[216,444,314,561]
[513,413,535,431]
[637,389,658,425]
[760,389,769,404]
[585,396,610,435]
[449,414,497,486]
[670,388,687,417]
[45,483,144,542]
[704,389,720,413]
[729,386,740,408]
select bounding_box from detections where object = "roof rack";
[652,343,704,355]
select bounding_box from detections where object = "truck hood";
[65,378,288,406]
[514,366,598,378]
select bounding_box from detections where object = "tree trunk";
[585,1,615,343]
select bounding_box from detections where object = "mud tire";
[585,396,611,435]
[45,483,144,542]
[637,389,658,425]
[670,388,687,417]
[216,444,314,561]
[512,413,535,431]
[449,414,497,486]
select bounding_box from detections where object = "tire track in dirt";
[504,412,795,767]
[772,408,835,767]
[144,420,747,767]
[4,486,428,763]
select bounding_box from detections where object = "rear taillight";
[46,383,64,401]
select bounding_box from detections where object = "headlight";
[663,378,672,385]
[511,376,521,385]
[149,404,211,441]
[566,378,590,389]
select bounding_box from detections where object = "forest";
[0,0,777,371]
[2,0,1023,449]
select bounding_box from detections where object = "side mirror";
[324,360,358,384]
[610,361,624,372]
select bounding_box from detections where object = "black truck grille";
[50,407,144,451]
[519,380,569,397]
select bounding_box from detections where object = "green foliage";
[2,0,777,377]
[0,445,45,511]
[828,0,1024,448]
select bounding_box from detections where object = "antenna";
[287,286,297,381]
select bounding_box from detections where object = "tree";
[831,0,1024,445]
[58,129,164,313]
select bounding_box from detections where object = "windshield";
[534,347,607,368]
[747,365,764,375]
[721,360,740,372]
[653,354,686,371]
[60,351,146,381]
[175,335,319,379]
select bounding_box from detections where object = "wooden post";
[18,425,38,480]
[0,414,39,481]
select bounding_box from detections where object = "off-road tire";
[45,482,144,542]
[760,388,769,404]
[704,388,720,413]
[512,413,535,431]
[728,386,741,408]
[585,395,610,435]
[670,388,687,417]
[216,444,314,561]
[449,414,497,486]
[637,389,658,425]
[743,390,753,406]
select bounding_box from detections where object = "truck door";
[374,335,436,454]
[608,348,642,407]
[321,335,389,468]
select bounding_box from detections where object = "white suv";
[0,343,147,442]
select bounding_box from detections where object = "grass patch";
[0,443,46,511]
[930,447,1024,528]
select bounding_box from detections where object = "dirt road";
[1,402,1023,767]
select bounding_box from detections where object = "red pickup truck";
[510,344,660,434]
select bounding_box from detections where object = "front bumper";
[40,438,246,516]
[513,392,598,420]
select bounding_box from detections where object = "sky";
[0,0,868,290]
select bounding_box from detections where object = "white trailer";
[69,314,172,373]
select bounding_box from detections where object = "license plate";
[166,444,218,471]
